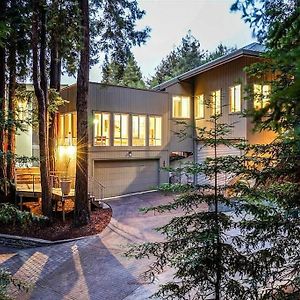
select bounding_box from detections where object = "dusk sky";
[62,0,256,84]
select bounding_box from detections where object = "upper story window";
[58,113,77,145]
[195,95,205,119]
[114,113,129,146]
[229,84,242,113]
[149,116,162,146]
[172,96,190,118]
[94,112,110,146]
[253,84,271,110]
[132,115,146,146]
[211,90,221,115]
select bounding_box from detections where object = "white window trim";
[149,115,162,146]
[93,112,110,146]
[113,113,129,146]
[172,95,191,119]
[195,94,205,119]
[211,90,221,116]
[132,115,146,146]
[229,84,242,113]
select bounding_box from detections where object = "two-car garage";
[93,159,160,198]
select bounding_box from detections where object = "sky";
[62,0,256,85]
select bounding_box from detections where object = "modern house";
[16,42,276,199]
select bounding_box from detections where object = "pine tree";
[148,31,235,88]
[102,54,146,89]
[126,98,259,299]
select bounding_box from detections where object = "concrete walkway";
[0,192,181,300]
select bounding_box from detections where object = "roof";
[153,42,266,91]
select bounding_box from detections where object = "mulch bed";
[0,202,112,241]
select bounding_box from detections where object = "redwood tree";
[74,0,90,226]
[31,0,52,218]
[0,0,7,198]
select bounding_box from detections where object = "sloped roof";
[153,42,266,91]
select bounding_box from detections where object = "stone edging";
[0,202,112,249]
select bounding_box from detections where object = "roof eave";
[153,48,264,91]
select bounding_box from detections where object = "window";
[132,115,146,146]
[72,113,77,138]
[172,96,190,118]
[195,95,205,119]
[253,84,270,110]
[211,90,221,115]
[229,84,242,113]
[94,112,110,146]
[114,114,128,146]
[58,113,77,145]
[149,116,162,146]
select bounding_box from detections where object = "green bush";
[0,204,48,229]
[0,268,29,299]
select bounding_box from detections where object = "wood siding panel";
[194,57,250,140]
[165,81,194,153]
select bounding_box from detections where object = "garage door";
[94,159,159,198]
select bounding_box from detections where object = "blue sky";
[63,0,256,84]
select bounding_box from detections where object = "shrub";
[0,204,48,229]
[0,268,29,299]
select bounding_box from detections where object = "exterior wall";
[164,81,194,153]
[87,83,169,185]
[244,56,277,144]
[58,83,170,188]
[193,56,250,140]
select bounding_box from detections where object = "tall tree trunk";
[0,0,7,200]
[32,0,52,218]
[49,34,61,172]
[74,0,90,226]
[7,0,17,193]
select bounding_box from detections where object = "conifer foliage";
[127,99,252,299]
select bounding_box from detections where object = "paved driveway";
[0,192,180,300]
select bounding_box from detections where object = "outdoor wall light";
[58,145,76,157]
[127,151,133,157]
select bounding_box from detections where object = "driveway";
[0,192,180,300]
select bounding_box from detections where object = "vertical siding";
[196,142,242,186]
[194,57,250,140]
[165,81,194,153]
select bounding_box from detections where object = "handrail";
[88,176,105,201]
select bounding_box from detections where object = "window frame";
[195,94,205,119]
[172,95,191,119]
[253,84,271,110]
[149,115,162,146]
[211,90,221,115]
[113,113,129,146]
[93,112,111,146]
[132,114,146,146]
[229,84,242,114]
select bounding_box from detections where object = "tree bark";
[7,0,17,189]
[32,0,52,218]
[49,33,61,172]
[0,0,7,198]
[74,0,90,226]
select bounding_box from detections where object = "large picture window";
[172,96,190,118]
[114,113,129,146]
[195,94,205,119]
[94,112,110,146]
[253,84,270,110]
[211,90,221,115]
[132,115,146,146]
[229,84,241,113]
[149,116,162,146]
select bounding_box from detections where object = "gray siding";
[164,81,194,153]
[197,143,242,186]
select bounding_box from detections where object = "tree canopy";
[147,31,236,87]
